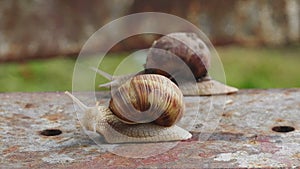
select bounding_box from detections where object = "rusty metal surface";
[0,89,300,168]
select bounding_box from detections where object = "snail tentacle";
[91,67,135,88]
[65,91,88,111]
[90,67,113,80]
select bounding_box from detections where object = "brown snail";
[94,32,238,96]
[109,74,184,127]
[145,32,239,95]
[146,32,210,81]
[65,74,192,143]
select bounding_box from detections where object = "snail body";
[65,74,191,143]
[86,106,191,143]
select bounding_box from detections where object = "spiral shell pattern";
[109,74,184,127]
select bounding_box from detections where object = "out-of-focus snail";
[65,74,192,143]
[146,32,210,81]
[94,32,238,96]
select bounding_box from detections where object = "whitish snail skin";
[65,91,192,143]
[109,74,184,127]
[180,79,239,96]
[92,107,191,143]
[145,32,211,81]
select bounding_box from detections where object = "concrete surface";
[0,89,299,168]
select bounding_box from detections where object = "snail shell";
[65,90,192,143]
[145,32,210,81]
[109,74,184,127]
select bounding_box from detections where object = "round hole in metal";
[40,129,62,136]
[272,126,295,133]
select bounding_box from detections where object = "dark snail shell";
[109,74,184,127]
[145,32,211,81]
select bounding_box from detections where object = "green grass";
[0,57,75,92]
[0,45,299,92]
[218,45,300,88]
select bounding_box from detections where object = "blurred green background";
[1,45,299,92]
[0,0,299,92]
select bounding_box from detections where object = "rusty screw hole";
[272,126,295,133]
[40,129,62,136]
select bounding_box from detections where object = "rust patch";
[222,111,235,118]
[140,148,180,165]
[41,113,66,121]
[293,153,300,159]
[260,142,281,154]
[0,116,8,121]
[39,134,64,141]
[275,118,285,123]
[13,113,31,119]
[24,103,35,109]
[14,101,21,104]
[6,151,50,165]
[93,153,137,168]
[198,152,214,158]
[3,145,20,155]
[283,90,294,96]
